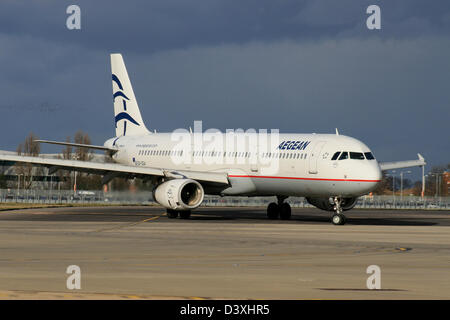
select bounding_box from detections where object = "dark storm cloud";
[1,0,450,53]
[0,0,449,177]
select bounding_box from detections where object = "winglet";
[418,153,425,162]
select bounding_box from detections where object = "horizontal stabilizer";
[379,153,426,171]
[35,140,117,152]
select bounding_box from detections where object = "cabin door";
[308,141,326,174]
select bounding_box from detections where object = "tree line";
[8,131,151,192]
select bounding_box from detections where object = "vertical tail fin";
[111,53,150,137]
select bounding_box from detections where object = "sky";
[0,0,449,181]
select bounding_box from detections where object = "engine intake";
[153,179,204,210]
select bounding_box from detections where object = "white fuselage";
[104,133,382,198]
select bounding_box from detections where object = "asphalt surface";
[0,206,449,299]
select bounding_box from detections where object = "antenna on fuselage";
[335,128,339,135]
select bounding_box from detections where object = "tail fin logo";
[112,74,140,136]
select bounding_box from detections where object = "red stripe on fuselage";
[228,175,380,183]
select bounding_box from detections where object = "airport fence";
[0,189,448,210]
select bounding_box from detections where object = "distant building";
[0,150,107,189]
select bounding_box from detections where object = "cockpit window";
[331,152,341,161]
[364,152,375,160]
[350,152,365,160]
[338,152,348,160]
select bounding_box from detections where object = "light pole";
[73,170,77,195]
[429,172,441,198]
[421,165,425,199]
[72,154,79,196]
[391,170,396,207]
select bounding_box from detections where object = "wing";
[378,153,426,171]
[0,154,229,185]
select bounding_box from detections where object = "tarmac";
[0,206,449,299]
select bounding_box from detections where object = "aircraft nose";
[372,162,383,182]
[365,162,382,192]
[358,162,382,194]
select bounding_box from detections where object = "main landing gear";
[267,196,291,220]
[167,209,191,219]
[331,197,346,225]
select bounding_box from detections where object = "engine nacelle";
[306,197,358,212]
[153,179,204,210]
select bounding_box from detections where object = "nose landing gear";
[331,197,346,225]
[267,196,291,220]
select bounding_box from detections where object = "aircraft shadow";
[0,207,440,226]
[189,210,438,226]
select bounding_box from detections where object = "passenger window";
[350,152,365,160]
[331,152,340,161]
[364,152,375,160]
[338,152,348,160]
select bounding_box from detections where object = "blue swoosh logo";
[112,74,123,90]
[115,112,140,127]
[113,91,130,101]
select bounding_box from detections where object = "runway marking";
[395,247,412,252]
[90,213,165,233]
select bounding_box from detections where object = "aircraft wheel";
[179,210,191,219]
[279,203,291,220]
[331,214,346,225]
[267,202,279,219]
[167,209,179,219]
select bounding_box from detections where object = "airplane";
[0,53,426,225]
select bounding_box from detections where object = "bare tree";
[74,130,92,161]
[55,136,73,189]
[62,136,72,160]
[15,132,41,189]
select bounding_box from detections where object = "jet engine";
[306,197,358,212]
[153,179,204,210]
